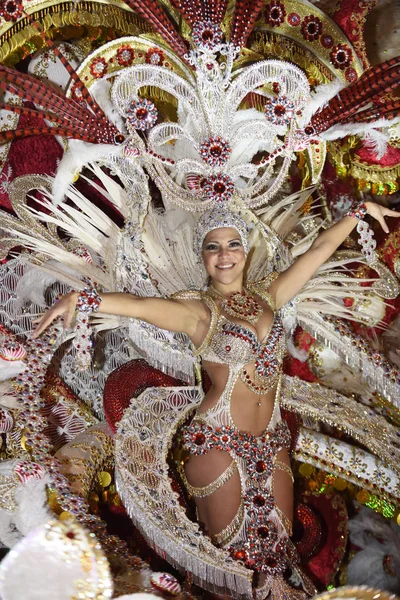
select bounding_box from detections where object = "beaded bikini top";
[173,276,286,396]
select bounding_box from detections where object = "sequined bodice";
[206,312,285,373]
[172,276,286,406]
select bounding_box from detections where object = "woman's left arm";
[270,202,400,309]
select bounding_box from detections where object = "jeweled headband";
[194,207,250,257]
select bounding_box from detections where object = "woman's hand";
[365,201,400,234]
[32,292,79,338]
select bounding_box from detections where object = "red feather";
[122,0,188,58]
[0,66,120,145]
[230,0,264,48]
[310,56,400,133]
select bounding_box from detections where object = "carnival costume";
[0,0,400,598]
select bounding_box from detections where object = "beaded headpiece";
[193,207,250,257]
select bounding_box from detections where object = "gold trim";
[180,460,238,498]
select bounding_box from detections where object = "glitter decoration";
[301,15,323,42]
[193,206,250,256]
[0,407,13,433]
[264,95,296,126]
[320,33,334,49]
[330,43,353,70]
[116,45,135,67]
[150,572,181,595]
[202,173,234,204]
[0,0,23,21]
[89,57,108,79]
[192,20,223,49]
[145,47,165,65]
[265,0,286,27]
[200,136,231,167]
[287,12,300,26]
[126,98,158,131]
[14,461,46,483]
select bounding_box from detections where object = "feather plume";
[0,380,21,408]
[0,63,121,145]
[230,0,265,48]
[51,140,123,205]
[121,0,188,59]
[362,128,391,160]
[0,360,25,383]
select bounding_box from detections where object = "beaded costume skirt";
[181,418,315,599]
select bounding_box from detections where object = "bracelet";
[345,202,376,265]
[73,286,102,371]
[76,288,102,313]
[344,202,368,221]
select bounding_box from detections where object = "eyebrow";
[205,237,241,244]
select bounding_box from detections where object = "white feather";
[90,79,126,133]
[362,129,390,160]
[51,140,123,205]
[320,116,400,141]
[301,79,345,125]
[0,360,25,382]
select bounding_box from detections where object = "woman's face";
[202,227,246,286]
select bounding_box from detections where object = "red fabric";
[295,492,348,589]
[356,142,400,167]
[103,359,185,432]
[0,107,63,211]
[331,0,377,68]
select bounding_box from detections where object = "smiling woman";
[202,228,246,286]
[31,199,400,599]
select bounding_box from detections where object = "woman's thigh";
[272,447,293,522]
[184,449,242,538]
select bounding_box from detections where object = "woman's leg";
[272,447,294,528]
[184,448,242,539]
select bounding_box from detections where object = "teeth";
[217,264,234,269]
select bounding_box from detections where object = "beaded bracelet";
[344,202,368,221]
[344,202,376,265]
[73,286,102,371]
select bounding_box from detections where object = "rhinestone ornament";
[126,98,158,131]
[264,96,296,126]
[192,20,223,49]
[200,136,231,167]
[203,173,234,204]
[193,206,250,256]
[301,15,323,42]
[265,0,286,27]
[330,44,353,70]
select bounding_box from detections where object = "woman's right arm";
[32,292,201,339]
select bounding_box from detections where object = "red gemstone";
[253,494,266,507]
[214,182,226,193]
[136,108,148,119]
[225,345,231,351]
[210,145,222,157]
[257,526,270,539]
[202,29,213,41]
[274,104,286,116]
[256,460,266,473]
[194,432,206,445]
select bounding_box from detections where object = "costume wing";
[115,385,254,599]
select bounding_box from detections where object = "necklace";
[208,286,263,325]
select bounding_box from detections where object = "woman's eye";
[205,244,218,251]
[229,241,241,248]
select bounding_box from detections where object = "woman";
[33,201,399,598]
